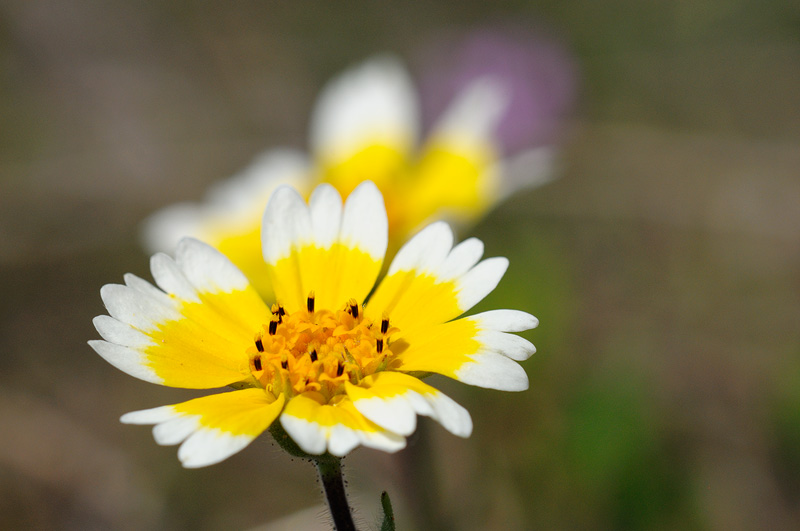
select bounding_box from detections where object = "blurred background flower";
[141,49,563,300]
[2,1,799,530]
[418,22,576,153]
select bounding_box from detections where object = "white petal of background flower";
[310,55,420,164]
[141,149,311,254]
[431,75,510,143]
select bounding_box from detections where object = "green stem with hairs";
[316,455,356,531]
[270,423,356,530]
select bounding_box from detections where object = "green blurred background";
[2,1,799,529]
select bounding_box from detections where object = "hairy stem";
[316,456,356,531]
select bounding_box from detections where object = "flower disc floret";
[250,299,395,403]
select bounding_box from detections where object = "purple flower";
[418,24,578,154]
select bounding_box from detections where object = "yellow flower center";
[247,293,395,404]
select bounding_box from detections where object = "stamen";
[376,338,384,354]
[336,361,344,377]
[253,355,263,371]
[281,359,288,370]
[307,291,315,313]
[271,303,285,323]
[348,299,359,319]
[255,336,264,352]
[310,349,318,362]
[381,316,390,335]
[268,319,278,336]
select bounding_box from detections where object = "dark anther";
[268,320,278,335]
[281,359,288,369]
[253,355,263,371]
[376,338,384,354]
[381,317,389,335]
[307,292,315,313]
[255,337,264,352]
[272,304,285,323]
[310,349,318,362]
[349,302,359,319]
[337,362,344,377]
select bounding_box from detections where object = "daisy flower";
[92,181,537,467]
[142,55,556,298]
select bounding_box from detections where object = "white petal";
[279,414,327,455]
[123,273,165,298]
[100,283,179,332]
[140,149,311,255]
[120,405,176,425]
[475,330,536,361]
[206,149,310,210]
[431,76,509,142]
[455,257,508,311]
[152,415,200,446]
[308,184,343,248]
[262,185,312,263]
[326,425,362,457]
[387,221,453,275]
[140,203,204,255]
[175,238,250,293]
[178,429,253,468]
[470,309,539,332]
[93,315,152,349]
[310,56,419,164]
[421,391,473,438]
[355,429,406,454]
[150,252,200,303]
[120,391,283,468]
[348,374,471,439]
[455,352,529,391]
[498,146,557,200]
[434,237,484,280]
[339,181,388,260]
[350,393,418,436]
[90,340,160,383]
[280,401,406,457]
[402,391,435,417]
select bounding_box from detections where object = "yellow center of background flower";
[248,295,394,404]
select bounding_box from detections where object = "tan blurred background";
[2,1,799,529]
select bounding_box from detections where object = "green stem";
[316,456,356,531]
